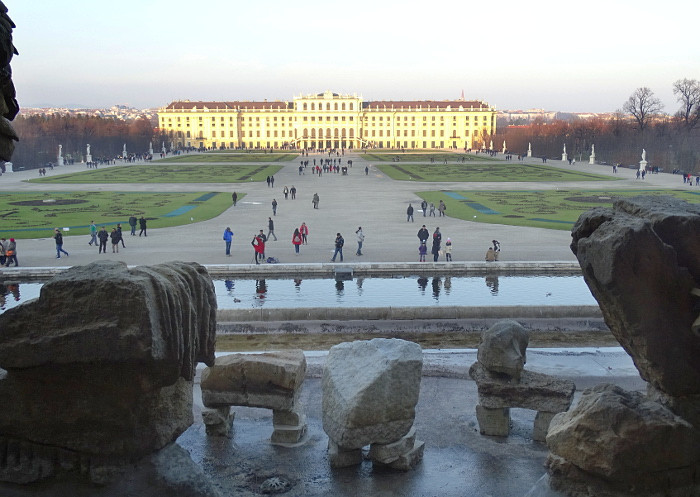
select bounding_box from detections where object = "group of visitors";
[222,221,366,263]
[88,217,146,255]
[0,237,17,267]
[1,215,150,266]
[223,221,311,261]
[415,199,446,218]
[417,225,451,262]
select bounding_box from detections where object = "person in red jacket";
[299,222,309,244]
[252,230,266,264]
[292,228,302,255]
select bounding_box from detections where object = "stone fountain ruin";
[0,260,220,497]
[537,196,700,497]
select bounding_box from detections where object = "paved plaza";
[0,151,688,268]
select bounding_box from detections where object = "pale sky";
[9,0,700,113]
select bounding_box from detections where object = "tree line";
[9,114,163,169]
[497,79,700,173]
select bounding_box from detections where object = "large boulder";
[0,260,216,381]
[476,320,529,379]
[322,338,423,449]
[570,196,700,398]
[0,261,217,479]
[546,383,700,493]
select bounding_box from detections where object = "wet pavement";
[178,349,645,497]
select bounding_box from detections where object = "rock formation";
[469,320,575,441]
[201,349,308,444]
[543,196,700,496]
[0,1,18,163]
[322,338,424,469]
[0,261,219,496]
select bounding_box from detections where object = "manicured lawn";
[158,153,298,163]
[362,152,493,163]
[417,189,700,230]
[28,163,284,184]
[375,161,616,182]
[0,191,241,239]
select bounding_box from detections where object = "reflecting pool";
[0,275,595,314]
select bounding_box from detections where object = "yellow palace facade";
[158,90,497,151]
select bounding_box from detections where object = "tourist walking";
[290,186,297,199]
[252,230,266,264]
[417,225,429,244]
[421,199,428,216]
[4,238,17,267]
[272,199,278,216]
[418,242,427,262]
[355,227,364,256]
[429,203,436,217]
[223,227,233,256]
[268,217,277,241]
[431,227,442,262]
[139,216,147,236]
[97,226,109,254]
[292,228,302,255]
[331,233,344,262]
[312,193,319,209]
[407,203,414,222]
[88,221,97,246]
[300,222,309,244]
[444,238,452,262]
[129,215,137,235]
[232,191,238,206]
[110,228,120,253]
[438,200,446,217]
[283,186,289,199]
[53,228,69,259]
[116,223,126,248]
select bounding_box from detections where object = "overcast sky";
[9,0,700,113]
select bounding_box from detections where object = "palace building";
[158,90,497,151]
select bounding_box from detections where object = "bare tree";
[673,78,700,131]
[622,87,664,132]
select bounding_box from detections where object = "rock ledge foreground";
[0,261,220,497]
